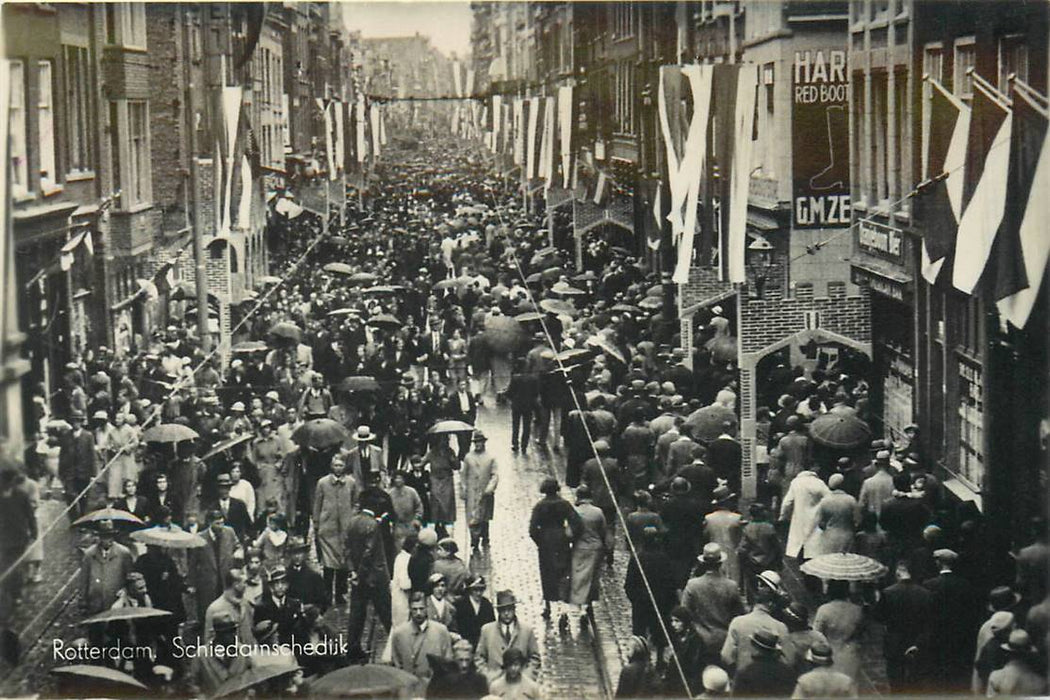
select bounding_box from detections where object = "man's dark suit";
[875,579,934,692]
[254,590,304,643]
[207,496,252,540]
[453,595,495,648]
[59,428,97,514]
[286,562,328,612]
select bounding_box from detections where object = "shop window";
[955,356,984,490]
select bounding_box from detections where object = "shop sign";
[792,48,850,229]
[851,265,909,301]
[858,220,903,261]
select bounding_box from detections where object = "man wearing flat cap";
[922,547,979,691]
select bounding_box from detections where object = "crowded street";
[2,1,1049,698]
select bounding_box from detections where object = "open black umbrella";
[268,322,302,344]
[515,311,544,323]
[292,419,350,450]
[72,507,145,529]
[808,413,872,450]
[51,665,147,690]
[427,420,475,435]
[367,314,402,330]
[539,298,575,317]
[349,272,378,285]
[483,315,527,353]
[309,664,417,698]
[201,433,253,460]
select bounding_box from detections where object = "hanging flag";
[592,170,608,205]
[540,97,555,189]
[919,78,970,283]
[648,182,664,251]
[492,95,502,153]
[725,63,758,283]
[221,86,244,235]
[658,64,713,284]
[355,96,367,163]
[512,98,524,166]
[317,98,336,181]
[997,88,1050,328]
[558,86,573,188]
[334,100,345,173]
[370,103,382,159]
[952,79,1011,293]
[526,97,539,179]
[237,154,252,229]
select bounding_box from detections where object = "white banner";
[334,100,345,172]
[355,96,367,163]
[237,154,252,230]
[526,97,539,179]
[540,96,555,189]
[658,65,713,284]
[492,96,502,152]
[221,86,243,235]
[558,86,573,188]
[727,64,759,283]
[370,103,382,159]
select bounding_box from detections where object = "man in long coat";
[187,510,239,624]
[346,506,392,658]
[682,543,746,663]
[703,486,744,586]
[312,455,358,606]
[780,469,829,560]
[475,590,541,682]
[460,431,498,549]
[81,521,135,616]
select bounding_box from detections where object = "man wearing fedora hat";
[186,612,250,697]
[461,430,498,550]
[81,519,135,618]
[703,485,743,586]
[987,629,1046,696]
[730,628,797,697]
[205,472,252,540]
[59,408,97,516]
[187,510,239,624]
[285,535,328,611]
[721,575,788,675]
[791,641,857,697]
[475,590,540,682]
[682,543,746,663]
[254,565,304,644]
[342,425,387,487]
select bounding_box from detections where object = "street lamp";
[747,235,774,299]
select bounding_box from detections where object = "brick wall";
[147,5,189,230]
[679,265,734,312]
[197,158,218,236]
[101,46,151,100]
[739,285,872,354]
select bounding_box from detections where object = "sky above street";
[342,1,473,59]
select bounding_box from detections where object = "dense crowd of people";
[0,133,1047,699]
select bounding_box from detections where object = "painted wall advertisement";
[792,48,850,229]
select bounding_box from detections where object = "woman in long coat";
[529,478,581,620]
[422,436,458,536]
[570,485,607,610]
[813,580,865,681]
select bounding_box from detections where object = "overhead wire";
[0,208,336,587]
[485,185,694,697]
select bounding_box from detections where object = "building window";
[998,34,1030,93]
[614,62,635,135]
[8,60,28,196]
[954,36,976,100]
[613,4,635,40]
[63,45,93,174]
[128,101,150,205]
[105,3,147,49]
[956,355,984,490]
[37,60,57,190]
[871,72,889,205]
[923,42,944,84]
[110,99,152,209]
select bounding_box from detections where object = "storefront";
[850,219,916,445]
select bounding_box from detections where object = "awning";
[746,210,781,232]
[850,257,913,302]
